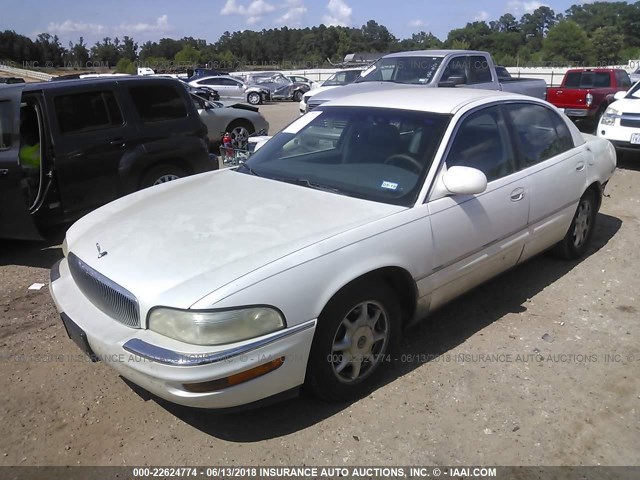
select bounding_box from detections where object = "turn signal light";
[182,357,285,393]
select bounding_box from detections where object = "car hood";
[307,82,419,104]
[66,169,404,309]
[611,98,640,114]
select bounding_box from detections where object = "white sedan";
[50,88,616,409]
[597,81,640,155]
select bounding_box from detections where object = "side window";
[0,101,12,150]
[441,56,467,84]
[467,56,492,84]
[129,85,188,122]
[54,91,123,135]
[505,103,573,167]
[617,71,631,89]
[446,105,515,182]
[201,78,221,86]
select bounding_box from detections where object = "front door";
[424,104,530,309]
[0,85,42,240]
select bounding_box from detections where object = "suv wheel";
[140,164,186,189]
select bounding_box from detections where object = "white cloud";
[47,20,107,35]
[408,19,425,28]
[276,0,307,26]
[474,11,489,21]
[506,0,546,16]
[220,0,276,24]
[118,15,171,34]
[322,0,352,26]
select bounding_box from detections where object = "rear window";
[129,85,188,122]
[564,72,611,88]
[0,101,12,150]
[54,91,123,135]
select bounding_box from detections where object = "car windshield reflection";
[240,106,450,206]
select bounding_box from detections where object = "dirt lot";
[1,102,639,467]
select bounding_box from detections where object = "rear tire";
[305,281,401,402]
[293,90,304,102]
[140,164,185,189]
[553,189,598,260]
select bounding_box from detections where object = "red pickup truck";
[547,68,632,127]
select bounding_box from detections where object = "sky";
[0,0,598,46]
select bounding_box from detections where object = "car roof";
[195,75,240,82]
[382,49,488,58]
[322,87,537,114]
[22,75,183,91]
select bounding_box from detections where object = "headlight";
[601,107,621,126]
[148,306,285,346]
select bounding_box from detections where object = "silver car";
[189,75,270,105]
[191,95,269,149]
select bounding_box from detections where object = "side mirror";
[442,166,487,195]
[614,91,627,101]
[439,76,465,87]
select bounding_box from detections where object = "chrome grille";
[68,252,140,328]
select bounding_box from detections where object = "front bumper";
[597,124,640,152]
[49,257,316,409]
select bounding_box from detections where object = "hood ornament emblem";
[96,243,108,258]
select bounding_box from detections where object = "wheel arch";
[319,266,418,329]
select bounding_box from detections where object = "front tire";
[554,189,598,259]
[247,92,261,105]
[305,281,401,402]
[227,120,254,149]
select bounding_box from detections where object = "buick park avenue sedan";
[50,88,616,409]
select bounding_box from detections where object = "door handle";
[575,161,585,171]
[109,138,126,147]
[510,187,525,202]
[0,169,8,176]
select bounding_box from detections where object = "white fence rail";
[0,64,54,81]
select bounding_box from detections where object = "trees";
[542,21,594,65]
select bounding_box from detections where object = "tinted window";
[201,78,221,86]
[54,91,123,134]
[616,71,631,89]
[446,106,514,182]
[0,101,12,150]
[467,55,492,84]
[565,72,611,88]
[129,85,187,122]
[505,103,573,166]
[441,56,467,83]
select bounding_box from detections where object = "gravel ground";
[0,102,639,467]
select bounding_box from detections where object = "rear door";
[47,85,137,215]
[0,85,42,240]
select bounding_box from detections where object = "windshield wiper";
[278,177,345,195]
[238,164,261,177]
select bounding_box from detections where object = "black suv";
[0,77,214,240]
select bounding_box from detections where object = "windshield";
[355,56,443,85]
[625,81,640,98]
[323,70,362,86]
[239,106,450,207]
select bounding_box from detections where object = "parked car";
[629,67,640,84]
[288,75,319,90]
[306,50,547,112]
[547,68,632,128]
[181,80,220,102]
[187,68,228,82]
[191,94,269,149]
[49,87,616,409]
[597,80,640,155]
[243,72,310,102]
[0,77,214,241]
[300,68,365,114]
[189,75,269,105]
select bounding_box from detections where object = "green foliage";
[542,21,594,65]
[115,58,136,74]
[2,2,640,70]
